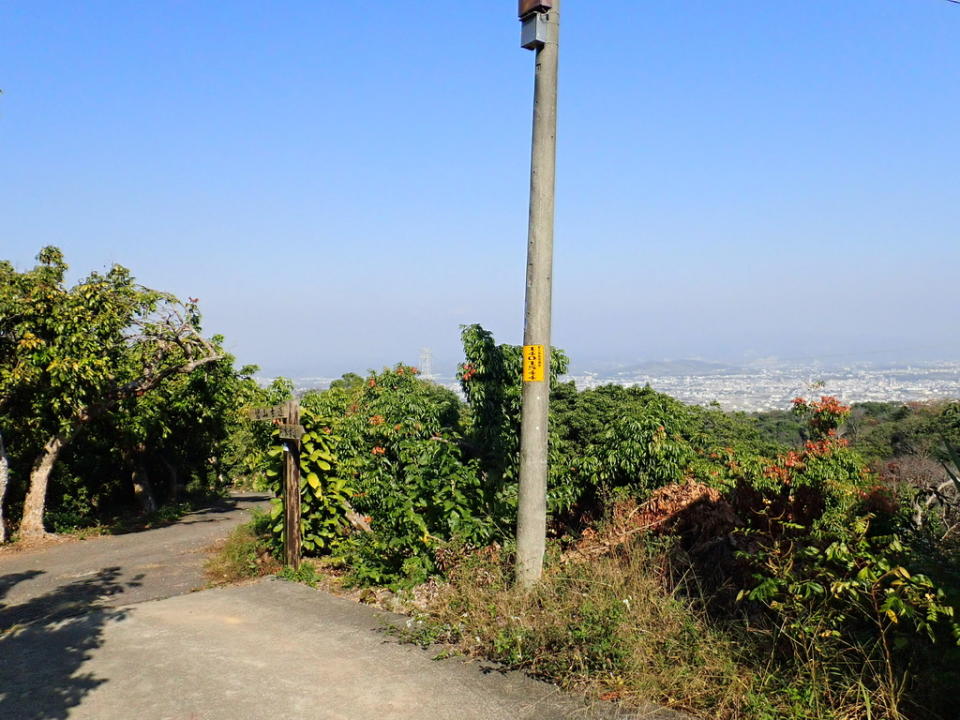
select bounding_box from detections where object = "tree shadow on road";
[0,569,44,603]
[185,494,271,517]
[104,493,271,536]
[0,567,142,720]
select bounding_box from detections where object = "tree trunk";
[210,455,225,491]
[131,464,157,514]
[124,440,157,515]
[161,456,179,504]
[20,430,73,540]
[15,335,222,541]
[0,430,10,544]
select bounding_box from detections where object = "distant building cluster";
[261,362,960,414]
[565,362,960,412]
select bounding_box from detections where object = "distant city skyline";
[268,359,960,414]
[3,2,958,377]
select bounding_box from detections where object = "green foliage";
[272,365,490,587]
[0,247,258,535]
[751,409,805,449]
[45,483,100,533]
[743,520,956,642]
[225,377,295,491]
[328,372,363,392]
[263,407,352,556]
[277,562,320,587]
[335,367,488,587]
[685,403,782,456]
[458,324,570,516]
[711,399,960,718]
[737,520,960,718]
[551,385,779,516]
[782,399,960,468]
[844,402,919,464]
[1,249,210,438]
[564,388,694,504]
[458,325,569,479]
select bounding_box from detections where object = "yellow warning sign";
[523,344,545,382]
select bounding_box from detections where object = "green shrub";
[575,415,693,501]
[267,365,494,587]
[264,409,353,556]
[330,366,491,587]
[277,562,320,587]
[46,485,99,533]
[707,398,960,719]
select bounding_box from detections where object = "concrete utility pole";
[516,0,560,589]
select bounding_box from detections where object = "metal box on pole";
[520,13,550,50]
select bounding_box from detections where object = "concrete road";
[0,496,682,720]
[0,493,270,629]
[0,579,680,720]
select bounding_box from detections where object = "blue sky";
[2,1,959,377]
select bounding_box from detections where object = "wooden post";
[282,399,302,569]
[245,399,304,570]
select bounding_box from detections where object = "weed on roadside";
[205,510,280,585]
[277,562,320,587]
[407,539,756,718]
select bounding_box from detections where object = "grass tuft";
[205,510,280,585]
[404,539,757,718]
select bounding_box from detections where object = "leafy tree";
[751,408,805,448]
[106,347,255,511]
[220,376,294,491]
[298,364,487,585]
[457,324,570,519]
[328,372,363,392]
[0,248,222,539]
[685,403,780,456]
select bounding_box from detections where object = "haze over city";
[3,1,958,379]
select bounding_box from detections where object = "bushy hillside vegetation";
[5,248,958,719]
[250,325,959,720]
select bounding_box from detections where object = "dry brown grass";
[204,516,280,585]
[413,540,758,719]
